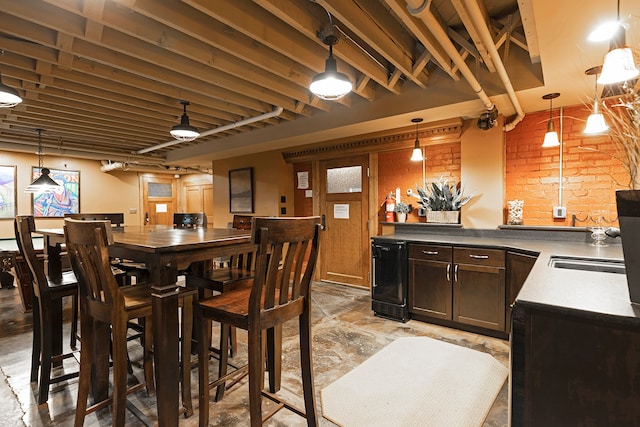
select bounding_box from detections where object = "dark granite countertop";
[374,225,639,321]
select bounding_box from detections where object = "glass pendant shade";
[584,98,608,134]
[597,24,639,85]
[170,101,199,142]
[410,146,424,161]
[542,120,560,148]
[310,46,352,101]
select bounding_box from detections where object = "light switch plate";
[553,206,566,219]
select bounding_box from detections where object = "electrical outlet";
[553,206,566,219]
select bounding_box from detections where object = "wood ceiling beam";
[450,0,496,72]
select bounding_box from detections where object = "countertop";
[373,227,640,321]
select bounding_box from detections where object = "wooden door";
[185,183,213,227]
[141,175,176,226]
[318,156,369,287]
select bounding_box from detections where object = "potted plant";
[394,201,411,223]
[413,177,474,223]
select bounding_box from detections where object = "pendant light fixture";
[584,66,609,135]
[25,129,60,194]
[542,93,560,148]
[170,100,199,142]
[597,0,639,85]
[0,51,22,108]
[309,11,352,101]
[410,118,424,161]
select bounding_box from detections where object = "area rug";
[321,336,507,427]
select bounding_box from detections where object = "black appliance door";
[371,241,407,305]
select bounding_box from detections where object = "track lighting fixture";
[170,100,199,142]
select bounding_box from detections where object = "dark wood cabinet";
[511,304,640,425]
[453,247,505,331]
[409,243,506,333]
[409,244,452,320]
[505,251,537,333]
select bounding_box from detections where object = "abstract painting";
[32,168,80,217]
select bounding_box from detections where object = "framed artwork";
[0,165,17,219]
[229,167,254,213]
[32,168,80,217]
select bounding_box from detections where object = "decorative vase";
[426,210,460,224]
[616,190,640,303]
[507,199,524,225]
[396,213,407,223]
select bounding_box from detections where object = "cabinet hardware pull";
[454,264,458,282]
[446,263,450,281]
[469,254,489,259]
[423,250,438,255]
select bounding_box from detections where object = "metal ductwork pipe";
[405,0,494,111]
[461,0,525,131]
[137,106,284,154]
[99,161,210,175]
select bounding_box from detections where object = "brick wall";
[505,104,626,226]
[378,142,461,223]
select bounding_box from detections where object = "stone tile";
[0,282,509,426]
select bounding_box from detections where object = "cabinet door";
[409,258,452,320]
[505,251,537,333]
[453,247,505,331]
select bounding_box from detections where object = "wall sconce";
[597,0,639,84]
[410,118,424,161]
[170,100,199,142]
[542,93,560,148]
[309,10,352,100]
[584,66,609,134]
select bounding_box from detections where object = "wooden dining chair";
[64,218,196,426]
[14,215,80,405]
[195,216,321,427]
[174,212,207,229]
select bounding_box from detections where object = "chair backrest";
[249,217,321,321]
[232,215,252,230]
[174,212,207,229]
[14,215,49,301]
[65,213,125,227]
[64,219,124,320]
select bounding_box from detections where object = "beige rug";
[321,337,507,427]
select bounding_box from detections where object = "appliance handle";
[446,263,451,282]
[454,264,459,282]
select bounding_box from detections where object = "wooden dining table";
[36,225,254,427]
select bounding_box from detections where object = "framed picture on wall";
[32,168,80,217]
[0,165,17,219]
[229,167,254,213]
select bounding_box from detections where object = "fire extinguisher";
[385,192,395,222]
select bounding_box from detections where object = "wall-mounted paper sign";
[297,171,309,189]
[305,190,313,198]
[155,203,167,213]
[334,204,349,219]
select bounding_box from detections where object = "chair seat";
[187,268,253,293]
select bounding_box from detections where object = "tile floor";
[0,281,509,426]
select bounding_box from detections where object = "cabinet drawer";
[409,244,452,262]
[454,247,505,267]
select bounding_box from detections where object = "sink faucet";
[605,227,620,238]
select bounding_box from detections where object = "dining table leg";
[152,287,180,427]
[41,236,64,362]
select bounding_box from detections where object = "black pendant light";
[170,100,199,142]
[25,129,60,193]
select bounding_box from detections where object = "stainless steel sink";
[549,256,626,274]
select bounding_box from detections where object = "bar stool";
[195,216,321,426]
[64,218,196,426]
[14,215,79,405]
